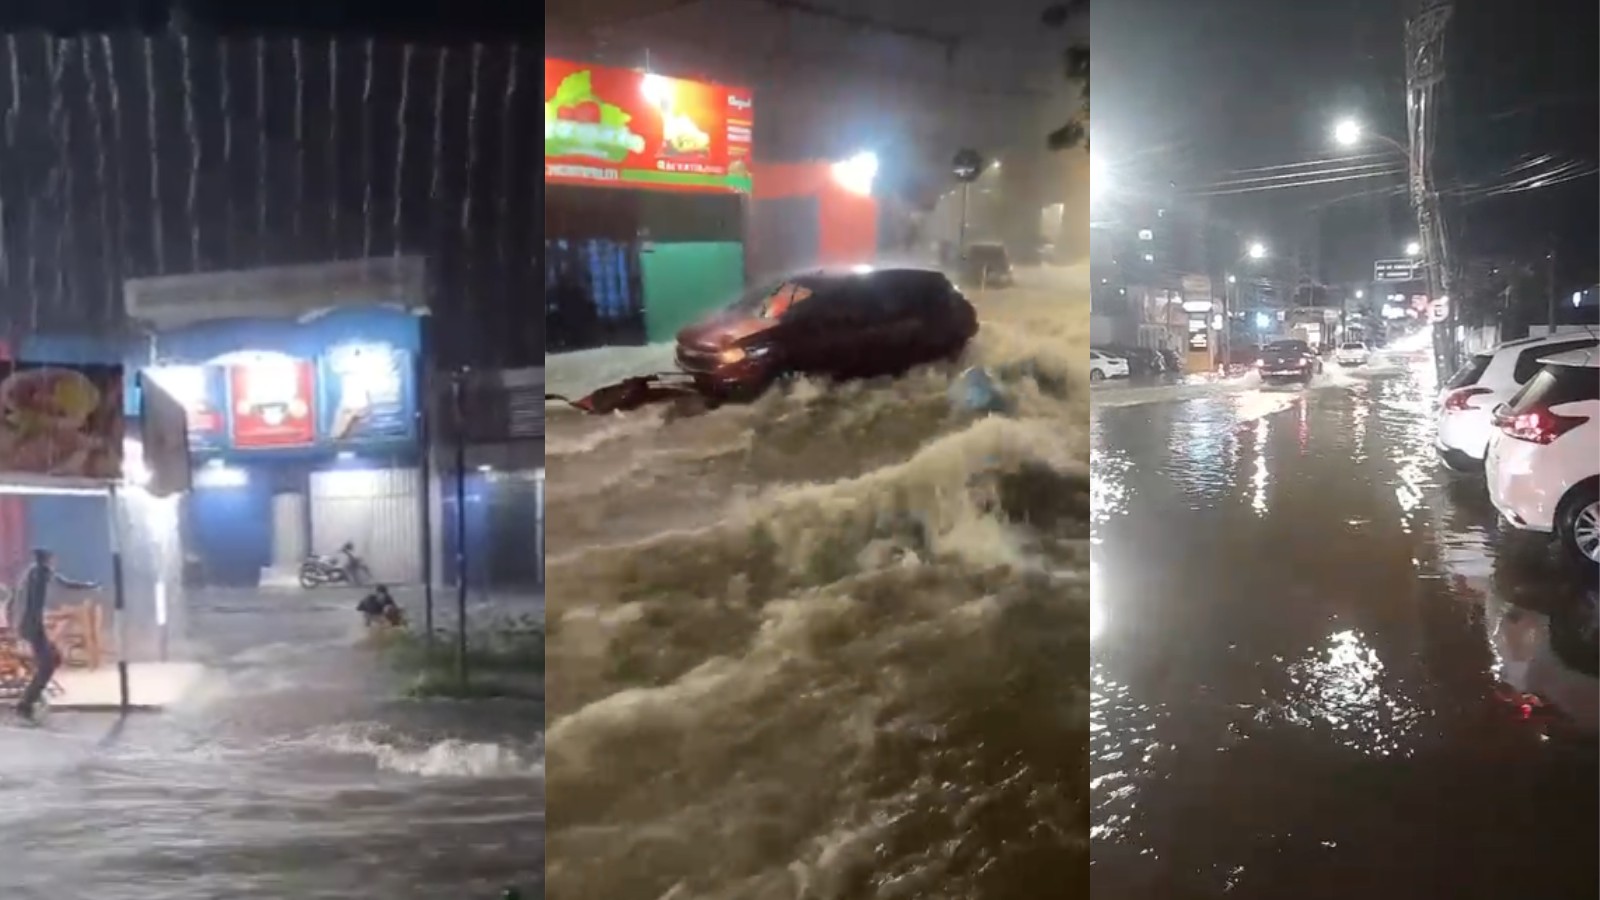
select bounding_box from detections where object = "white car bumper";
[1485,432,1558,533]
[1435,407,1495,464]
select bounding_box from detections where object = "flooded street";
[0,588,543,899]
[1090,352,1599,897]
[543,266,1089,899]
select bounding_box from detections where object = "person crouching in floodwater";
[356,585,406,629]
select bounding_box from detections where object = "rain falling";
[0,33,544,365]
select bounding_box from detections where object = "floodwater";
[0,587,543,899]
[1090,350,1599,897]
[543,266,1090,899]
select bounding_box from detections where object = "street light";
[1330,115,1408,156]
[1405,241,1421,257]
[1247,241,1267,260]
[1227,274,1237,284]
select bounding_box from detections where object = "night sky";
[1094,0,1597,290]
[0,32,543,366]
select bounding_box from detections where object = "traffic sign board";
[1374,258,1421,282]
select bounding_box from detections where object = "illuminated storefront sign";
[228,356,316,449]
[321,342,411,444]
[145,364,227,452]
[544,58,753,194]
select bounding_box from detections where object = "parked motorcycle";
[298,542,371,588]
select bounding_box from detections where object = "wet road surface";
[0,588,543,899]
[1090,353,1598,898]
[543,266,1089,899]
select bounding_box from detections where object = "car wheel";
[1089,368,1105,383]
[1556,481,1600,567]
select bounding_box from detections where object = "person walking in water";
[7,548,97,718]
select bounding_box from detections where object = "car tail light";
[1443,386,1492,411]
[1500,407,1588,444]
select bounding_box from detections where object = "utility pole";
[1545,249,1557,335]
[1405,0,1456,380]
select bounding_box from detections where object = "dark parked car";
[1257,339,1323,385]
[959,243,1015,288]
[676,268,979,400]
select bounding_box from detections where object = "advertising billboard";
[228,358,317,449]
[320,342,414,444]
[0,363,124,482]
[544,58,753,194]
[136,373,192,497]
[145,364,227,453]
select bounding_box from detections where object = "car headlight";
[718,344,772,365]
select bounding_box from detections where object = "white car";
[1484,347,1599,566]
[1334,341,1370,366]
[1089,349,1130,383]
[1435,333,1599,472]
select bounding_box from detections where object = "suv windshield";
[1340,342,1365,350]
[729,280,817,319]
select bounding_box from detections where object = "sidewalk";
[545,343,675,401]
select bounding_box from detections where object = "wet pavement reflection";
[1090,357,1598,898]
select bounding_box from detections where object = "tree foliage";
[1043,1,1089,151]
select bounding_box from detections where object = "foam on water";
[544,264,1090,898]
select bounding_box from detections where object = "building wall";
[751,161,879,274]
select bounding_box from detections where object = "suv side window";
[1512,338,1599,383]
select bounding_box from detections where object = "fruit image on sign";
[545,69,646,164]
[545,58,753,195]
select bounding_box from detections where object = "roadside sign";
[1374,258,1421,282]
[952,148,985,182]
[1429,296,1450,323]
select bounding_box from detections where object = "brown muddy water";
[543,266,1090,899]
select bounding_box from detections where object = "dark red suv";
[676,268,979,400]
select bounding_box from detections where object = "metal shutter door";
[309,467,422,585]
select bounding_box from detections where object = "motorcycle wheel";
[298,567,321,589]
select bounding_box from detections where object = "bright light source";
[476,464,493,473]
[336,450,356,461]
[1333,118,1362,147]
[194,464,248,488]
[1138,229,1154,241]
[1574,290,1584,308]
[1227,274,1237,284]
[831,151,878,196]
[1143,253,1155,263]
[1255,312,1272,329]
[1212,314,1224,330]
[1355,290,1364,299]
[121,438,151,487]
[1089,152,1106,203]
[640,73,672,109]
[1405,241,1422,257]
[1247,242,1267,260]
[851,264,874,274]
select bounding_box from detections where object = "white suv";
[1484,346,1599,566]
[1436,333,1598,472]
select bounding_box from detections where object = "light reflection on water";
[1275,628,1425,758]
[1088,353,1596,892]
